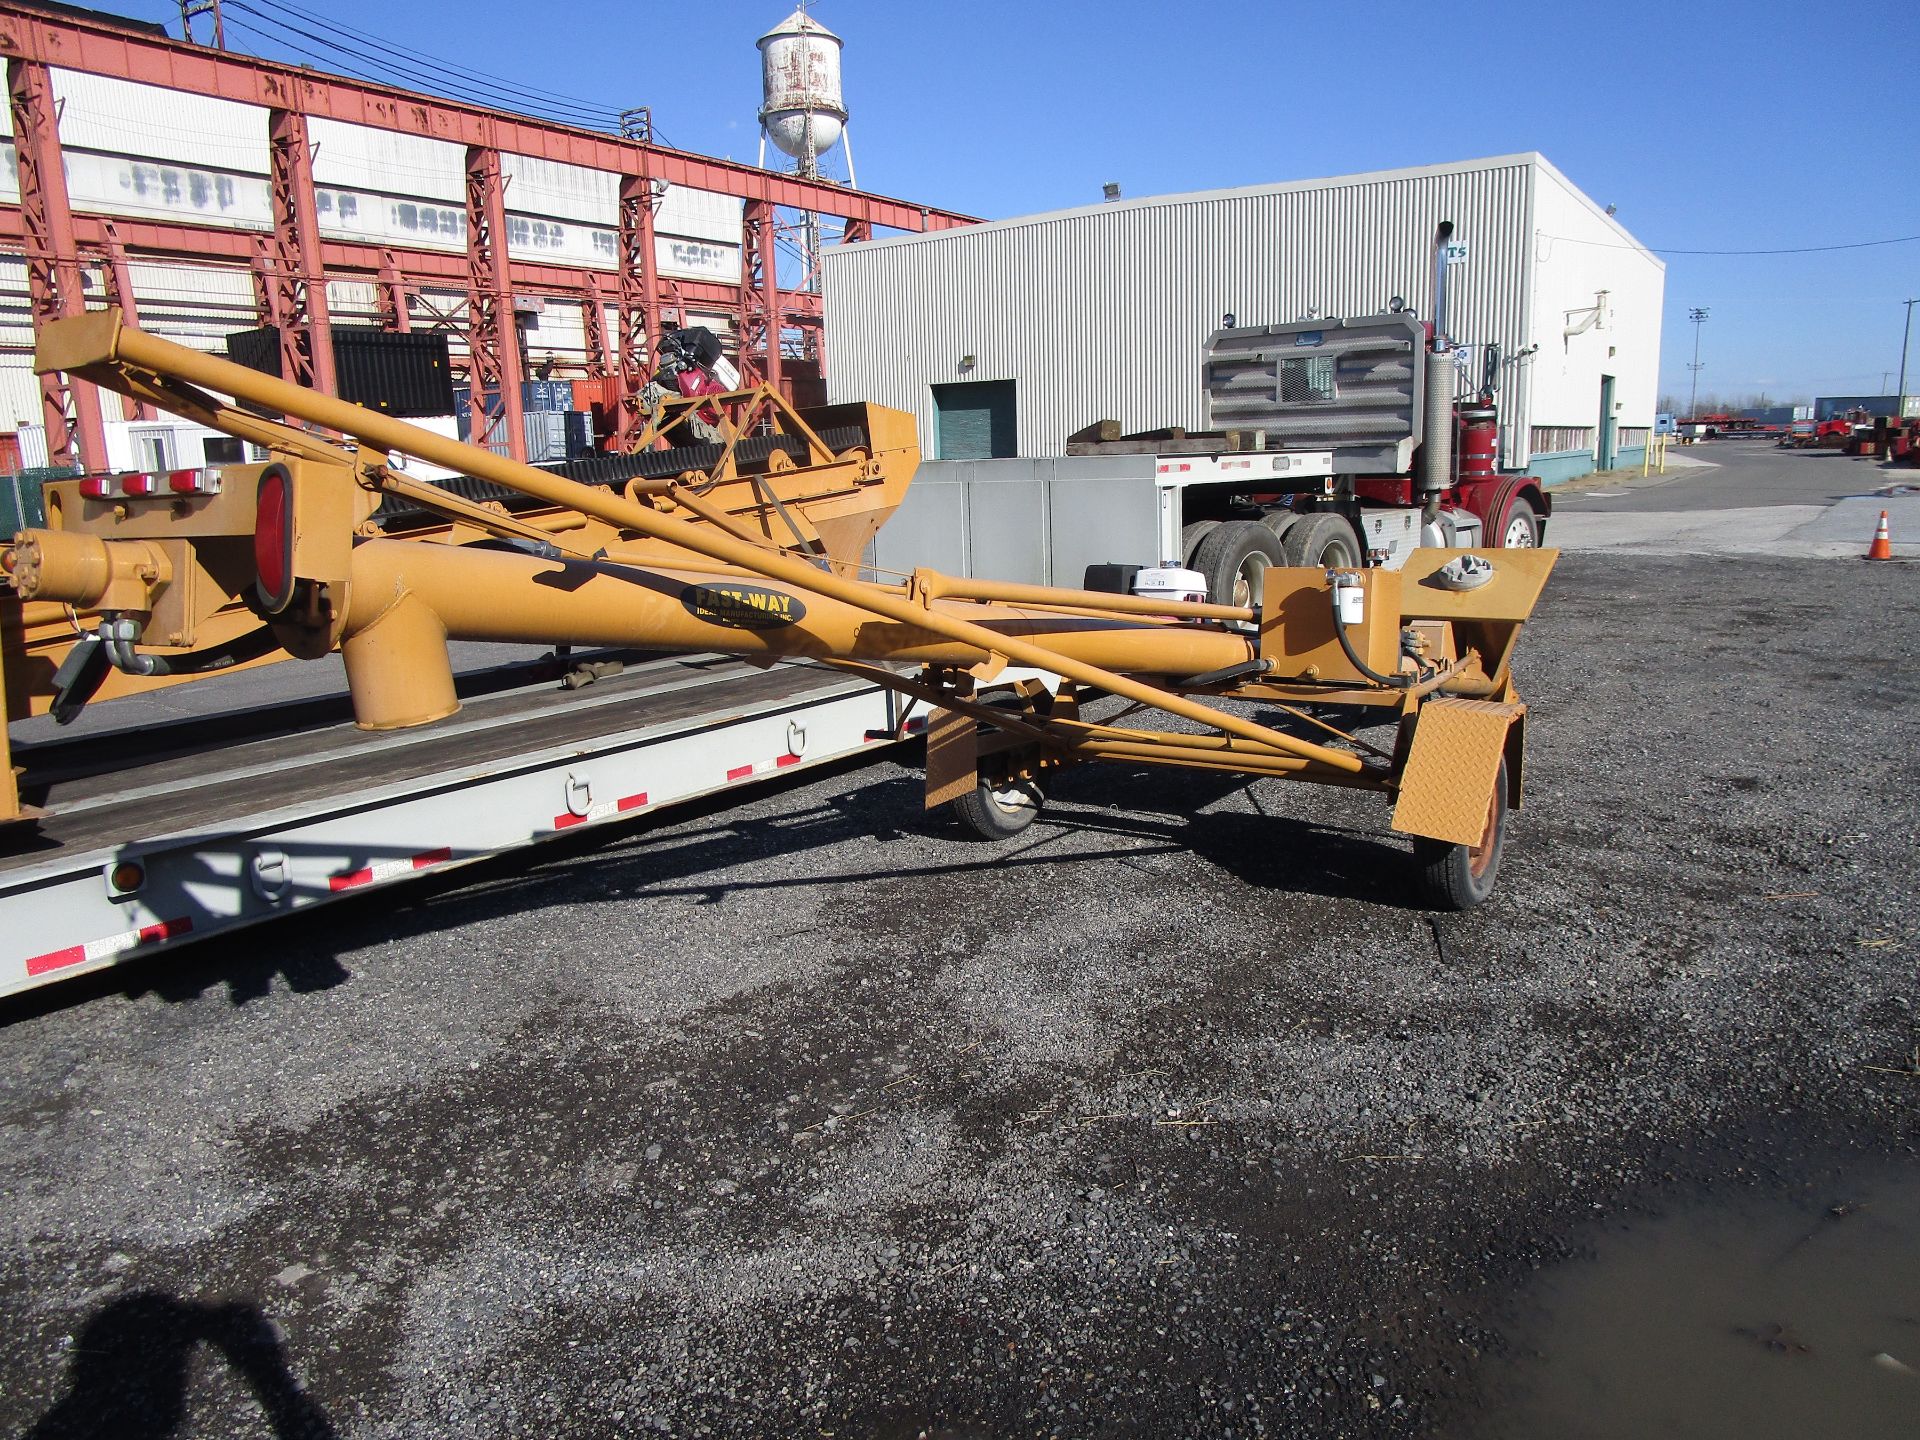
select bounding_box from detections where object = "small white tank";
[758,7,847,165]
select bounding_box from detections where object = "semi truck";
[1060,225,1552,611]
[1,302,1557,997]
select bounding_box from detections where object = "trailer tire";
[1497,496,1540,549]
[950,776,1044,840]
[1280,512,1363,569]
[1411,758,1508,911]
[1191,520,1285,607]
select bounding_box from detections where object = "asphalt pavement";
[1545,440,1920,559]
[2,476,1917,1438]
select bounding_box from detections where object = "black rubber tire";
[950,776,1044,840]
[1280,511,1364,569]
[1258,508,1296,542]
[1180,519,1223,568]
[1497,496,1540,549]
[1190,519,1285,607]
[1411,758,1509,910]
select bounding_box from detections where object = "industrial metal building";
[0,2,970,475]
[823,153,1665,483]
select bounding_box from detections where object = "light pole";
[1686,307,1710,418]
[1899,298,1916,419]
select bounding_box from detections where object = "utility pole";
[1899,298,1916,419]
[1686,307,1709,418]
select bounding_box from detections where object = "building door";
[932,380,1017,459]
[1596,375,1617,470]
[130,429,175,473]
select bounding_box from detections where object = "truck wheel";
[1280,512,1363,569]
[1180,519,1223,568]
[1411,759,1508,910]
[950,776,1043,840]
[1498,497,1540,549]
[1259,509,1297,543]
[1190,520,1285,606]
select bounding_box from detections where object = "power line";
[221,3,625,130]
[1542,231,1920,257]
[238,0,629,126]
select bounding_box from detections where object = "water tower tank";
[757,8,846,166]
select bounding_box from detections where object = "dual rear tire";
[1187,514,1367,607]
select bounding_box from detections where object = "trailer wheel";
[1191,520,1285,606]
[950,776,1044,840]
[1497,496,1540,549]
[1411,759,1508,911]
[1280,512,1363,569]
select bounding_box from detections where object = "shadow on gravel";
[27,1292,334,1439]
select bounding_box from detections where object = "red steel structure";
[0,4,975,465]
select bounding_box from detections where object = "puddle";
[1470,1172,1920,1440]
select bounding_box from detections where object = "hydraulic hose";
[99,617,282,677]
[1327,576,1422,691]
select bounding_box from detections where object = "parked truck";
[1060,225,1551,608]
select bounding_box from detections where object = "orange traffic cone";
[1867,510,1893,561]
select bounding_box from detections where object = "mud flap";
[924,706,978,810]
[1392,697,1525,846]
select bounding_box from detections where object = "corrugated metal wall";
[824,157,1540,458]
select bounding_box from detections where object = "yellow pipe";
[337,541,1262,730]
[922,573,1255,625]
[48,314,1367,772]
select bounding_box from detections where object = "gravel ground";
[2,550,1917,1438]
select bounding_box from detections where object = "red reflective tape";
[25,945,85,977]
[726,763,754,782]
[26,915,193,976]
[329,847,451,891]
[776,753,801,768]
[554,793,646,829]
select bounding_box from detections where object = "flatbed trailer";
[0,648,914,999]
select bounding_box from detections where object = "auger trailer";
[4,309,1555,982]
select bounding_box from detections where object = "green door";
[933,380,1018,459]
[1597,375,1617,470]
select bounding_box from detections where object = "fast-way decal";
[680,583,808,629]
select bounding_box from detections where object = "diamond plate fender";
[924,705,978,809]
[1392,697,1526,846]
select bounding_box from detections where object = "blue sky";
[119,0,1920,406]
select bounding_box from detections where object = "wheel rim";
[1233,552,1272,607]
[987,781,1037,815]
[1502,511,1536,548]
[1466,783,1501,879]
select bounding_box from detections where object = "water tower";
[756,6,852,183]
